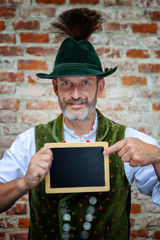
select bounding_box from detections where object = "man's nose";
[70,86,82,99]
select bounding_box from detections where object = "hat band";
[54,63,102,71]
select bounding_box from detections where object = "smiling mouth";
[69,103,85,109]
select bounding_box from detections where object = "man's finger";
[103,139,127,155]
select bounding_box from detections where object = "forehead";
[57,76,97,83]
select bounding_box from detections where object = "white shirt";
[0,115,160,206]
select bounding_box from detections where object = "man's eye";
[83,81,90,85]
[63,81,71,86]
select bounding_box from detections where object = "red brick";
[18,218,30,228]
[10,233,28,240]
[138,64,160,73]
[18,86,46,96]
[13,20,40,30]
[0,84,16,94]
[104,0,131,6]
[0,99,20,110]
[121,76,147,85]
[96,47,121,58]
[98,101,124,111]
[21,7,56,18]
[0,218,14,229]
[130,229,149,239]
[20,33,49,43]
[139,90,160,98]
[0,233,6,240]
[126,49,150,58]
[0,72,24,82]
[0,112,17,123]
[70,0,98,3]
[4,125,29,135]
[6,204,27,215]
[119,10,147,19]
[152,102,160,111]
[0,0,6,3]
[0,46,23,56]
[137,0,160,8]
[26,99,59,110]
[154,50,160,58]
[0,34,16,44]
[150,11,160,21]
[130,203,141,214]
[0,6,15,17]
[26,46,58,56]
[36,0,65,3]
[0,21,5,31]
[105,22,127,32]
[18,60,47,70]
[153,230,160,239]
[0,136,15,148]
[132,23,158,34]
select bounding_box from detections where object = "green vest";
[29,109,129,240]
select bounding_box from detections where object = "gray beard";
[58,95,97,121]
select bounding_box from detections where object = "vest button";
[63,223,71,232]
[63,213,71,222]
[89,196,97,205]
[83,222,91,231]
[62,232,70,239]
[81,231,89,239]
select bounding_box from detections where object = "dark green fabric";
[36,37,117,79]
[29,109,129,240]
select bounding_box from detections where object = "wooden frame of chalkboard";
[45,142,109,194]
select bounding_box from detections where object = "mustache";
[64,97,88,105]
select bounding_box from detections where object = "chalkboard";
[45,142,109,194]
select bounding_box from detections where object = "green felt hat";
[36,37,117,79]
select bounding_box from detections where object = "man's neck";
[64,110,96,137]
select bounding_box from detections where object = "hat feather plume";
[52,8,104,41]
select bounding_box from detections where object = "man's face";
[52,76,104,121]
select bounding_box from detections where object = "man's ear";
[52,79,58,96]
[97,78,105,97]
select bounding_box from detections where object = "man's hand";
[23,147,53,191]
[0,147,53,213]
[103,137,160,167]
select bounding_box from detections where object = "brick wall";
[0,0,160,239]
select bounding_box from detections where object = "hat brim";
[36,66,117,79]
